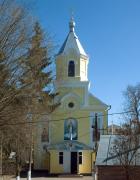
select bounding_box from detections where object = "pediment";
[60,92,81,110]
[61,92,80,102]
[89,93,108,108]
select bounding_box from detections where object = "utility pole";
[94,113,98,153]
[91,113,98,152]
[91,113,98,180]
[111,120,114,135]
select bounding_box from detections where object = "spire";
[69,16,75,32]
[57,17,88,57]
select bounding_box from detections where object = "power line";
[0,110,134,127]
[26,110,133,117]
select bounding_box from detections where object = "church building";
[34,18,109,174]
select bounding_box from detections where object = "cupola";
[56,18,89,83]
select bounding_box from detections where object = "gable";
[58,92,81,111]
[89,92,108,109]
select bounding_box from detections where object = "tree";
[22,22,58,111]
[123,83,140,121]
[109,121,140,180]
[108,83,140,180]
[0,1,42,179]
[0,0,33,178]
[21,22,59,180]
[0,0,32,125]
[0,1,59,178]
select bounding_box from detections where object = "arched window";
[68,61,75,77]
[64,119,78,140]
[41,127,49,142]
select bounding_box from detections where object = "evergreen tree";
[0,1,59,174]
[23,22,58,112]
[22,22,59,180]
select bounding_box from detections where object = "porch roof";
[46,141,93,151]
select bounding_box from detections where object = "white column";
[63,151,70,173]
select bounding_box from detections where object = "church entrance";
[71,152,77,174]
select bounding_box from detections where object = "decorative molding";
[60,92,81,110]
[54,80,90,89]
[81,105,107,111]
[61,92,80,103]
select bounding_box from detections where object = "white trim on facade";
[54,80,90,89]
[84,85,89,107]
[61,92,81,103]
[63,151,71,173]
[81,105,107,110]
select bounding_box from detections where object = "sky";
[22,0,140,124]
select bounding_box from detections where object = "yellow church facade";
[34,18,109,174]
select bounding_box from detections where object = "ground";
[4,171,94,180]
[7,175,94,180]
[9,176,94,180]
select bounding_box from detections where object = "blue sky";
[23,0,140,124]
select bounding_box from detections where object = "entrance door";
[71,152,77,174]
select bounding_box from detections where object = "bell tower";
[55,18,89,85]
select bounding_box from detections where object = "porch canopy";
[44,141,93,151]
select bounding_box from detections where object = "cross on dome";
[58,17,88,57]
[69,17,75,32]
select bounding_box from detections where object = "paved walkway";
[3,172,94,180]
[8,176,94,180]
[25,177,93,180]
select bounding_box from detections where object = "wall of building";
[79,150,92,174]
[96,166,140,180]
[50,108,107,145]
[50,111,91,145]
[56,52,88,82]
[50,150,64,174]
[34,120,50,170]
[49,150,94,174]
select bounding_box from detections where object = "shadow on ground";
[20,171,92,178]
[20,170,57,178]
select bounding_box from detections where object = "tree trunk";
[27,118,33,180]
[16,162,20,180]
[125,167,130,180]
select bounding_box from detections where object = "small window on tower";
[68,61,75,77]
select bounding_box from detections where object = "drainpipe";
[105,105,111,134]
